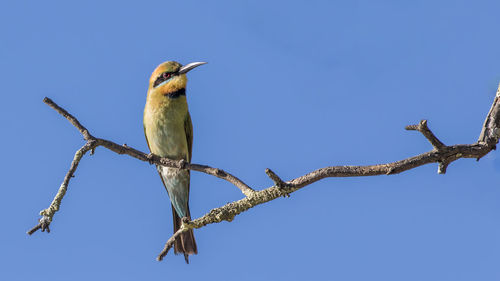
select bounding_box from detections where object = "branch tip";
[265,168,290,191]
[157,227,188,261]
[406,119,445,150]
[438,161,449,174]
[27,216,51,235]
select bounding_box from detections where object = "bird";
[143,61,206,263]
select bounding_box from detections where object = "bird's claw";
[178,159,187,169]
[147,153,155,165]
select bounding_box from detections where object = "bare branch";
[27,216,51,235]
[405,119,445,150]
[31,83,500,262]
[438,160,450,174]
[265,168,289,188]
[157,218,194,261]
[478,83,500,149]
[157,227,188,261]
[155,85,500,260]
[186,164,254,196]
[93,139,255,196]
[43,97,94,140]
[27,140,97,234]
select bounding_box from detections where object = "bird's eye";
[153,72,175,88]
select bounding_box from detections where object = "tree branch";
[27,140,97,235]
[157,84,500,260]
[31,84,500,262]
[27,98,254,235]
[157,218,192,261]
[265,168,290,189]
[478,84,500,149]
[405,119,445,150]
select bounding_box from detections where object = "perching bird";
[143,61,206,263]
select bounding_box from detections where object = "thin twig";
[43,97,93,140]
[157,224,191,261]
[27,141,97,234]
[265,168,290,197]
[93,138,255,196]
[405,119,445,150]
[265,168,289,188]
[27,216,51,235]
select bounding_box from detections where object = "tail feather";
[172,203,197,263]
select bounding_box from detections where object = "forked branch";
[29,84,500,262]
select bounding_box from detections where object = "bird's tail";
[172,203,197,263]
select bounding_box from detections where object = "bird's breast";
[144,98,189,160]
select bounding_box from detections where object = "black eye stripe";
[153,71,176,88]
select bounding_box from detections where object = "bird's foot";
[177,159,187,169]
[146,153,155,165]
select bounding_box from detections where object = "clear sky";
[2,1,500,280]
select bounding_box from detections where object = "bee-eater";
[143,61,206,263]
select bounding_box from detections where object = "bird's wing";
[144,119,172,198]
[185,112,193,163]
[144,124,152,153]
[184,112,193,212]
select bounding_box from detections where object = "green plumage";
[144,61,204,263]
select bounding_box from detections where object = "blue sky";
[2,0,500,280]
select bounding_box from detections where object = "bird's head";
[148,61,206,94]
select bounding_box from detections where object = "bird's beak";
[178,62,207,74]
